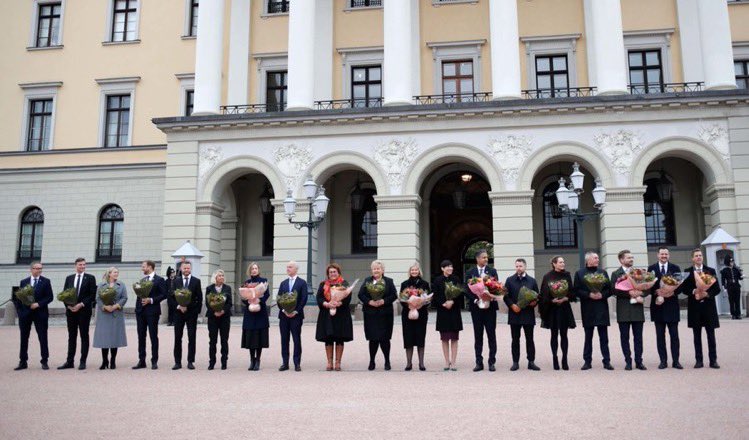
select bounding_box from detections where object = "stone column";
[729,116,749,294]
[193,0,225,115]
[697,0,737,90]
[160,140,199,267]
[598,187,648,272]
[286,0,316,110]
[227,0,251,106]
[271,200,316,295]
[383,0,418,106]
[374,195,421,284]
[489,191,535,275]
[195,202,224,277]
[489,0,521,100]
[583,0,628,95]
[705,184,739,238]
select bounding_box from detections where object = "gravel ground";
[0,315,746,439]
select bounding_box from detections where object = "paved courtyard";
[1,315,747,439]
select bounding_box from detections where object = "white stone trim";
[18,82,62,152]
[103,0,141,44]
[623,29,675,84]
[95,77,140,148]
[176,73,195,116]
[734,42,749,61]
[337,46,384,99]
[182,0,198,37]
[431,0,478,6]
[27,0,66,49]
[426,39,486,95]
[253,52,288,106]
[520,34,581,90]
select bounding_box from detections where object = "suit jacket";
[205,283,232,318]
[720,266,743,289]
[574,267,612,327]
[504,273,539,326]
[611,267,649,323]
[174,276,203,318]
[676,266,721,329]
[277,277,309,320]
[135,274,168,316]
[464,266,500,312]
[63,272,97,313]
[15,276,54,320]
[648,262,682,323]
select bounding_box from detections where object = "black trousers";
[692,326,717,363]
[470,309,497,365]
[510,324,535,362]
[65,309,92,363]
[167,296,177,324]
[280,315,303,367]
[174,312,198,363]
[207,316,230,364]
[136,312,159,363]
[18,313,49,363]
[654,321,680,364]
[618,321,644,364]
[727,285,742,317]
[583,325,610,364]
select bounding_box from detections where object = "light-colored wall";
[621,0,683,83]
[729,2,749,42]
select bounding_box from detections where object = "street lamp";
[555,162,607,270]
[283,175,330,302]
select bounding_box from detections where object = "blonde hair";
[408,261,421,277]
[102,266,119,283]
[371,260,385,271]
[246,262,260,277]
[212,269,225,284]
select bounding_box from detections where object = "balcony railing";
[628,82,704,95]
[222,104,274,114]
[315,98,384,109]
[413,92,493,105]
[521,87,597,99]
[267,0,289,14]
[350,0,382,7]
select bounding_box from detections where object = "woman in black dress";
[205,269,232,370]
[539,256,576,370]
[432,260,463,371]
[316,263,354,371]
[358,260,397,371]
[400,262,430,371]
[241,262,269,371]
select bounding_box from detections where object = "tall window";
[36,3,62,47]
[442,60,474,102]
[351,65,382,107]
[736,60,749,89]
[97,205,124,262]
[351,188,377,253]
[542,182,577,248]
[262,209,274,257]
[104,94,130,147]
[351,0,381,6]
[266,71,287,112]
[644,178,676,246]
[111,0,138,42]
[628,49,664,94]
[185,90,194,116]
[535,55,569,97]
[268,0,289,13]
[26,99,53,151]
[18,208,44,264]
[188,0,199,36]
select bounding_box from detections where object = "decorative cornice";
[426,39,487,49]
[95,76,141,85]
[18,81,63,89]
[704,183,735,202]
[488,191,534,205]
[175,73,195,80]
[373,195,422,209]
[605,186,647,201]
[196,201,225,216]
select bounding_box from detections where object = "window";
[104,94,131,147]
[350,0,381,6]
[441,60,474,101]
[188,0,199,37]
[26,99,53,151]
[262,208,274,257]
[97,205,124,262]
[736,60,749,89]
[35,3,62,47]
[18,208,44,264]
[267,0,289,14]
[351,65,382,107]
[352,188,377,253]
[628,49,663,94]
[185,90,194,116]
[535,55,569,97]
[111,0,138,42]
[266,71,287,112]
[542,182,577,248]
[644,178,676,246]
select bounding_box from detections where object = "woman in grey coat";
[93,267,128,369]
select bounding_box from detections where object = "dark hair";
[657,246,670,253]
[724,255,734,266]
[691,248,702,257]
[617,250,631,261]
[182,260,192,266]
[515,258,527,265]
[550,256,563,268]
[75,257,86,264]
[474,249,488,259]
[143,260,156,270]
[440,259,453,268]
[166,266,174,277]
[326,263,342,276]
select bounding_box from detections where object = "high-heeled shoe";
[553,356,560,371]
[368,360,375,371]
[110,359,116,370]
[562,356,569,371]
[419,364,426,371]
[100,360,109,370]
[405,364,413,371]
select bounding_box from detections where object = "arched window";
[644,178,676,246]
[18,207,44,263]
[97,204,124,262]
[351,187,377,254]
[542,182,577,248]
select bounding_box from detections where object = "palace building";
[1,0,748,314]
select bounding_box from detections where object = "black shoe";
[562,358,569,370]
[625,363,633,371]
[738,316,743,320]
[694,361,704,369]
[603,363,614,371]
[253,361,260,371]
[100,360,109,370]
[488,364,496,372]
[132,361,146,370]
[172,363,182,370]
[57,362,74,370]
[78,361,86,370]
[672,362,683,370]
[110,360,116,370]
[528,362,541,371]
[510,363,519,371]
[473,363,484,372]
[553,356,560,371]
[405,365,413,371]
[41,362,49,370]
[167,322,174,326]
[187,362,195,370]
[419,364,426,371]
[279,364,289,371]
[384,362,391,371]
[14,362,28,371]
[581,362,592,370]
[208,363,215,370]
[709,361,720,369]
[221,363,227,370]
[295,365,302,372]
[151,362,158,370]
[658,361,667,369]
[636,363,647,371]
[368,361,375,371]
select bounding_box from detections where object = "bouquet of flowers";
[98,286,117,306]
[694,272,716,301]
[57,288,77,306]
[277,290,298,314]
[484,277,507,297]
[240,282,268,312]
[468,276,503,309]
[615,275,643,305]
[328,279,359,317]
[655,272,686,305]
[14,285,35,306]
[365,281,386,301]
[443,281,463,301]
[517,286,539,309]
[206,291,226,312]
[399,286,434,320]
[548,279,569,300]
[628,268,657,291]
[583,272,608,293]
[132,280,153,299]
[174,288,192,307]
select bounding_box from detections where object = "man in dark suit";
[278,260,308,372]
[611,250,648,371]
[464,249,499,372]
[172,260,202,370]
[720,256,743,320]
[58,257,97,370]
[676,248,721,369]
[133,260,167,370]
[504,258,540,371]
[575,251,614,371]
[13,261,53,370]
[648,246,683,369]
